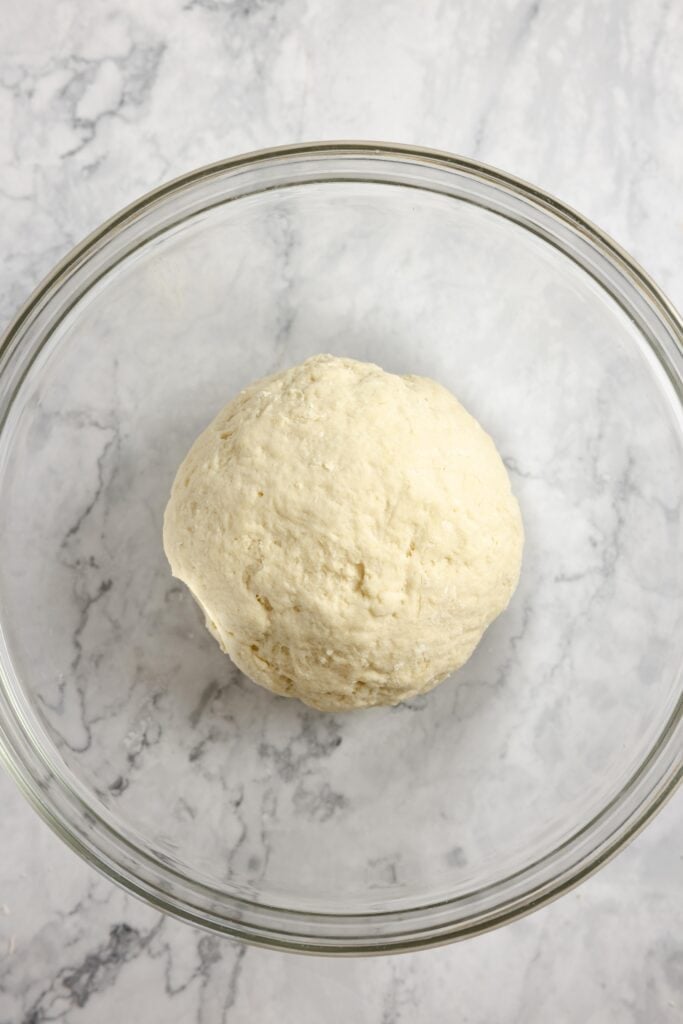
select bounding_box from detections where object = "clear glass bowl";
[0,143,680,954]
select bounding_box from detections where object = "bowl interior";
[0,177,681,915]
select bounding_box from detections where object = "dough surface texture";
[164,355,523,711]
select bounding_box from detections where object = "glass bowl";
[0,143,680,954]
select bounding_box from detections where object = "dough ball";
[164,355,523,711]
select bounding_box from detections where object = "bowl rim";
[0,140,681,954]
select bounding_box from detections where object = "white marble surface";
[0,0,681,1021]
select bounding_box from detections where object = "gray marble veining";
[0,1,681,1022]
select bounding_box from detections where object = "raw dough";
[164,355,523,711]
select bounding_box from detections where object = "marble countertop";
[0,1,681,1021]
